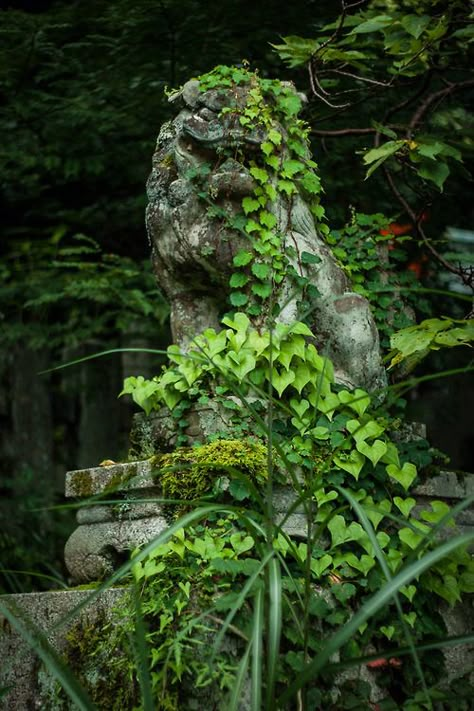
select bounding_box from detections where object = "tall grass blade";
[0,600,96,710]
[228,642,251,711]
[130,585,154,711]
[251,586,264,711]
[266,556,282,709]
[279,531,474,705]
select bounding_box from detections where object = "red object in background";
[379,211,430,275]
[367,657,402,670]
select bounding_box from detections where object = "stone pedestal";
[64,460,167,584]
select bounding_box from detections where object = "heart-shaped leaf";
[363,496,391,530]
[269,367,295,397]
[333,450,365,480]
[310,554,333,577]
[316,392,340,419]
[386,462,417,490]
[393,496,416,518]
[347,418,385,442]
[315,489,338,506]
[338,388,370,415]
[380,625,395,640]
[400,585,417,602]
[356,439,388,466]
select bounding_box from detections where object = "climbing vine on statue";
[114,63,474,708]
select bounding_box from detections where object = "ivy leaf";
[245,219,262,234]
[393,496,416,518]
[250,166,269,183]
[380,625,395,640]
[259,210,277,229]
[242,197,260,214]
[268,128,282,146]
[278,179,297,195]
[387,462,417,490]
[310,554,333,578]
[301,251,321,265]
[399,525,428,549]
[338,389,370,416]
[333,450,365,480]
[356,439,387,466]
[261,141,274,156]
[251,262,271,279]
[346,418,385,442]
[233,250,253,267]
[229,291,249,307]
[269,367,296,396]
[229,272,249,288]
[400,585,417,602]
[264,183,278,201]
[282,159,305,177]
[328,515,365,546]
[251,282,272,299]
[300,172,321,194]
[315,392,340,419]
[293,363,312,394]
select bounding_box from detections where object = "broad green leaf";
[351,15,393,34]
[401,14,431,39]
[400,585,417,602]
[252,282,272,299]
[233,250,253,267]
[293,363,312,393]
[229,272,249,288]
[282,159,305,177]
[338,389,370,416]
[300,172,321,194]
[229,291,249,307]
[333,450,365,480]
[380,625,395,640]
[242,197,260,214]
[363,140,405,166]
[251,262,271,279]
[394,496,416,518]
[356,439,388,467]
[417,160,450,190]
[347,418,385,442]
[386,462,417,490]
[310,554,333,577]
[268,128,282,146]
[269,367,296,396]
[328,515,365,547]
[250,166,269,183]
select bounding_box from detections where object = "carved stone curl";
[146,77,386,393]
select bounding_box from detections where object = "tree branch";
[383,167,474,293]
[408,79,474,135]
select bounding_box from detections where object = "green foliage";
[388,317,474,371]
[156,438,270,504]
[188,64,326,314]
[0,231,169,352]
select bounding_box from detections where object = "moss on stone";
[154,437,269,501]
[70,470,94,498]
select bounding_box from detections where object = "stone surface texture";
[64,461,167,584]
[0,588,126,710]
[146,77,387,393]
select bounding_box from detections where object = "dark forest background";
[0,0,472,592]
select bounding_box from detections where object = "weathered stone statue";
[146,77,386,393]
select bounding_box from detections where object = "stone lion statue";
[146,75,386,393]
